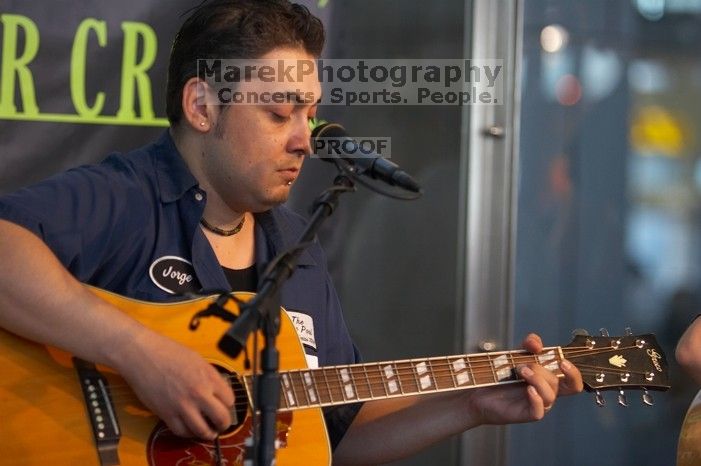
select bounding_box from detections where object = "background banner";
[0,0,331,193]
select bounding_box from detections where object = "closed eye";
[270,112,291,123]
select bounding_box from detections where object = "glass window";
[511,1,701,465]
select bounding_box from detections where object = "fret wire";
[537,349,561,375]
[424,358,440,390]
[376,363,389,398]
[307,369,321,406]
[293,370,305,407]
[336,367,348,401]
[408,360,422,393]
[411,360,423,392]
[323,368,343,403]
[466,355,477,386]
[557,346,566,365]
[394,362,405,394]
[278,375,289,410]
[488,354,498,384]
[303,370,316,406]
[346,367,359,401]
[452,358,467,383]
[293,370,310,407]
[445,358,460,388]
[303,371,316,406]
[362,365,374,399]
[508,352,518,381]
[531,353,541,373]
[407,361,421,393]
[290,370,309,406]
[284,372,300,408]
[348,365,366,400]
[470,355,486,385]
[321,367,335,404]
[446,356,458,389]
[330,367,345,402]
[426,358,438,390]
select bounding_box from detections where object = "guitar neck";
[244,347,565,411]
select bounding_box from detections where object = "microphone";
[311,123,422,193]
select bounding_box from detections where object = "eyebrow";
[283,90,320,105]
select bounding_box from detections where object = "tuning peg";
[617,389,628,407]
[599,328,609,337]
[571,328,589,337]
[642,388,654,406]
[624,326,632,336]
[595,390,605,407]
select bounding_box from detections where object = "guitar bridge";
[74,358,121,466]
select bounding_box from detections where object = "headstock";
[562,329,670,407]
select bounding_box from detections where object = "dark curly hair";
[166,0,325,125]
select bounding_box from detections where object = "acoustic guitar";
[0,287,671,465]
[678,389,701,466]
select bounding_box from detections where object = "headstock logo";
[608,355,627,368]
[647,349,663,372]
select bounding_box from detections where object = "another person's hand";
[676,317,701,385]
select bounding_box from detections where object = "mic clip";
[189,293,240,331]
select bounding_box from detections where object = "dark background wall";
[1,1,470,465]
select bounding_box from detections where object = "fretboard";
[243,347,564,411]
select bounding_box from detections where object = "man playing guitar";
[0,1,582,464]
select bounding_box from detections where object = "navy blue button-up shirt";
[0,130,361,448]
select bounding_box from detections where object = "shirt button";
[194,192,203,201]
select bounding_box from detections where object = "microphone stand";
[216,172,356,466]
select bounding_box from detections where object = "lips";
[277,167,299,183]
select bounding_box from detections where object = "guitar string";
[95,344,650,398]
[90,343,645,394]
[95,344,659,404]
[93,367,656,410]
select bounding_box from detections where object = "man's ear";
[181,77,216,133]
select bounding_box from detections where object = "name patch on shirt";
[285,310,318,369]
[149,256,201,295]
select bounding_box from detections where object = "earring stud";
[199,121,206,127]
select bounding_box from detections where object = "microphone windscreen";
[311,122,347,140]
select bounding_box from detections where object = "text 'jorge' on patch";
[148,255,202,295]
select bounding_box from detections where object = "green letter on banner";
[116,21,157,121]
[0,14,40,115]
[71,18,107,117]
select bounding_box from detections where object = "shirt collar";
[255,209,317,267]
[153,130,199,203]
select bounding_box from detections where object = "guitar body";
[678,389,701,466]
[0,290,671,466]
[0,287,331,466]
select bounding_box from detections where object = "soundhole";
[146,367,293,465]
[216,366,250,435]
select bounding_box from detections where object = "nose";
[288,114,313,157]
